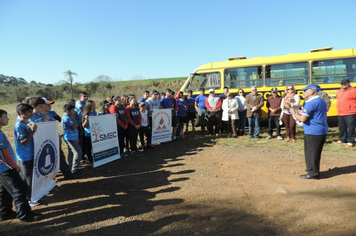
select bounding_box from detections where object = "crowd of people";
[0,79,355,222]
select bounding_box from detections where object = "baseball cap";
[300,84,321,92]
[340,79,350,85]
[151,89,158,95]
[208,89,214,93]
[271,88,278,92]
[42,97,54,104]
[100,100,112,106]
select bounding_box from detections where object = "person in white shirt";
[222,93,239,137]
[139,102,150,150]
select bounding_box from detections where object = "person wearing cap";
[266,88,283,140]
[98,100,112,115]
[42,97,61,122]
[280,85,301,143]
[335,79,356,147]
[290,84,328,179]
[145,90,161,148]
[195,88,208,135]
[245,86,264,138]
[205,89,222,136]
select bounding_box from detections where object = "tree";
[63,70,77,98]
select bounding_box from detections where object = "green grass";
[111,77,187,86]
[217,126,356,158]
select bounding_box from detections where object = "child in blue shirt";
[82,100,97,165]
[28,97,50,123]
[62,104,83,176]
[42,97,61,122]
[14,104,38,205]
[186,90,196,132]
[177,95,188,138]
[160,89,178,140]
[0,109,42,222]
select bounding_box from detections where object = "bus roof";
[193,48,356,72]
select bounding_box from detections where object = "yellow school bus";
[180,47,356,118]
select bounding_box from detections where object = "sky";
[0,0,355,84]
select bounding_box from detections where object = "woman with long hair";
[280,85,300,143]
[235,89,247,135]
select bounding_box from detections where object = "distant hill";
[0,74,28,85]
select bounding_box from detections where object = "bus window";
[224,66,262,89]
[265,62,309,87]
[312,58,356,84]
[184,72,221,92]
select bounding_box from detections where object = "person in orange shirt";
[335,79,356,147]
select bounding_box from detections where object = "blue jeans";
[248,113,260,138]
[237,110,247,133]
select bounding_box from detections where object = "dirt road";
[1,132,356,236]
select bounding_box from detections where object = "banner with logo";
[89,113,120,168]
[32,122,60,202]
[151,109,172,144]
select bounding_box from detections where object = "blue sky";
[0,0,355,84]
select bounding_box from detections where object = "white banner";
[32,122,60,202]
[151,109,172,144]
[89,114,120,168]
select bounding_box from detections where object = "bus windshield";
[184,72,221,92]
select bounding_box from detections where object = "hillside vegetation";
[0,75,187,104]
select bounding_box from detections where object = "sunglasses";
[287,88,293,90]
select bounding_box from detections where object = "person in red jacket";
[335,79,356,147]
[205,89,222,136]
[125,97,142,154]
[109,96,129,158]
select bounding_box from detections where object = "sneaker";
[131,150,137,155]
[276,136,283,140]
[123,148,128,153]
[346,143,354,147]
[19,212,43,222]
[335,141,343,144]
[180,134,186,138]
[120,153,129,158]
[172,136,177,140]
[266,135,272,140]
[72,170,84,176]
[28,201,40,207]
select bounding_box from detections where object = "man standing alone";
[245,86,264,138]
[335,79,356,147]
[290,84,328,179]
